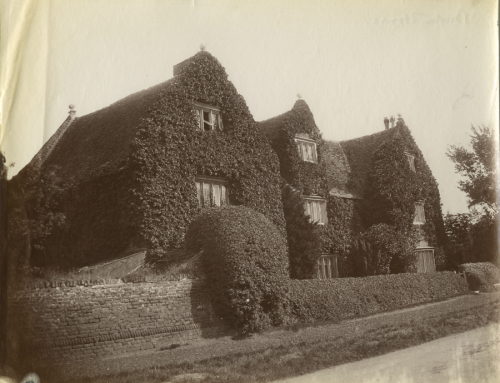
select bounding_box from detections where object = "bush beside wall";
[289,271,468,324]
[460,262,500,292]
[186,206,292,333]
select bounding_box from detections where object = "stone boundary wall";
[7,277,224,365]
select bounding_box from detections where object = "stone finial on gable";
[69,104,76,120]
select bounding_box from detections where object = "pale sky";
[1,0,498,214]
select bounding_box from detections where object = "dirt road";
[276,323,500,383]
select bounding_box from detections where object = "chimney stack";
[68,104,76,120]
[389,116,395,129]
[383,117,389,130]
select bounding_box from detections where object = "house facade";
[14,51,446,275]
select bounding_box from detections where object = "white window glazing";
[195,177,228,207]
[303,197,328,224]
[405,152,416,172]
[317,254,338,279]
[194,102,223,132]
[295,138,317,163]
[413,202,426,225]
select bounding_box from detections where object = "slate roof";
[339,127,400,197]
[41,79,175,182]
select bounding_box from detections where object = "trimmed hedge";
[185,206,292,333]
[460,262,500,292]
[289,272,468,323]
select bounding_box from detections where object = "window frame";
[413,201,426,225]
[194,102,223,132]
[405,151,416,172]
[294,136,318,163]
[317,253,338,279]
[302,195,328,225]
[195,176,229,208]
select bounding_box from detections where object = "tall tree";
[447,126,499,265]
[447,126,498,214]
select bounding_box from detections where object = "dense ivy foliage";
[281,185,322,279]
[130,52,285,258]
[362,122,446,272]
[270,101,327,194]
[263,101,356,275]
[185,206,292,333]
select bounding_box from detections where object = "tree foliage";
[447,126,498,213]
[446,126,499,266]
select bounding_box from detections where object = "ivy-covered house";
[13,51,446,278]
[14,51,285,268]
[260,104,446,278]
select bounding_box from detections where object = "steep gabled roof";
[321,140,352,196]
[259,100,354,196]
[41,78,175,181]
[259,110,292,142]
[340,127,400,197]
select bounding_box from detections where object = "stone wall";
[6,276,224,365]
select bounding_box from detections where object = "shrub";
[459,262,500,292]
[363,223,419,274]
[289,272,468,323]
[281,185,322,279]
[185,206,292,333]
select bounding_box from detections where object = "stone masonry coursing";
[7,276,224,365]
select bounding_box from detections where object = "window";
[303,196,328,224]
[195,176,228,207]
[405,152,415,172]
[294,136,317,163]
[413,202,426,225]
[194,102,223,132]
[317,254,338,279]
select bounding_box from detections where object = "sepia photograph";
[0,0,499,382]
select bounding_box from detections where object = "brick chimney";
[389,116,395,129]
[384,117,389,130]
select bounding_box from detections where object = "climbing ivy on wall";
[362,122,446,271]
[270,101,328,195]
[129,52,285,258]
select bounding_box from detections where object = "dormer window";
[294,135,317,163]
[303,196,328,224]
[405,152,415,172]
[413,202,426,225]
[194,102,223,132]
[195,176,228,207]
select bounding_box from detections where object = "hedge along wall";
[6,276,224,366]
[289,271,468,323]
[129,52,285,258]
